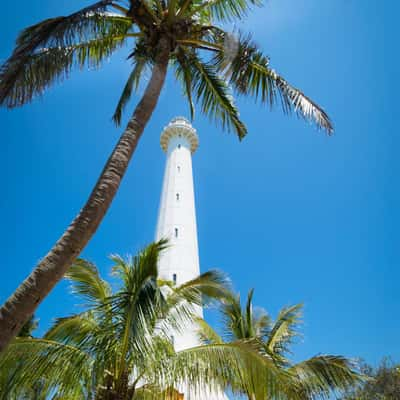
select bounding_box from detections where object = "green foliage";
[188,0,262,23]
[174,49,247,139]
[0,241,293,399]
[0,2,132,107]
[66,259,112,305]
[198,289,363,399]
[1,0,334,137]
[265,304,302,363]
[340,358,400,400]
[212,32,333,133]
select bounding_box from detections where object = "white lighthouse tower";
[155,116,202,351]
[155,117,227,399]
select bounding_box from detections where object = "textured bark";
[0,42,170,353]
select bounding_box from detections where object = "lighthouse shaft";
[156,118,203,351]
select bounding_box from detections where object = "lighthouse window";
[171,335,175,346]
[177,166,181,173]
[173,273,177,284]
[178,144,181,149]
[175,228,178,238]
[176,193,180,201]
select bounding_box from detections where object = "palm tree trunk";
[0,41,170,353]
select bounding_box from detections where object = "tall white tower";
[155,116,202,351]
[155,117,227,399]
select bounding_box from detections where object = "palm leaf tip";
[215,32,334,135]
[275,76,334,135]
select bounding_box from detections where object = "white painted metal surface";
[155,117,228,399]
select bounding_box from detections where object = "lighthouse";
[155,117,227,399]
[155,116,202,351]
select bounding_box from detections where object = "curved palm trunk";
[0,44,170,353]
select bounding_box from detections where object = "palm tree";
[0,241,293,399]
[0,0,334,350]
[197,289,363,399]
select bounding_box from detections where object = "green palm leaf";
[214,32,333,133]
[170,269,231,306]
[66,258,112,306]
[112,51,149,125]
[0,338,92,398]
[187,0,262,22]
[170,340,291,399]
[288,355,364,399]
[174,48,195,120]
[45,312,100,348]
[158,270,231,337]
[265,303,303,361]
[179,48,247,139]
[15,1,118,48]
[0,6,132,107]
[220,291,246,340]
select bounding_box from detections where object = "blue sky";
[1,0,398,368]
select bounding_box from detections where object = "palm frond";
[0,338,92,398]
[214,32,333,134]
[0,4,132,107]
[154,269,231,339]
[266,303,303,361]
[288,355,364,399]
[244,288,255,337]
[111,239,168,285]
[171,269,231,307]
[15,1,119,48]
[196,318,224,344]
[108,240,170,370]
[45,312,100,348]
[252,308,272,339]
[218,289,271,342]
[112,48,149,125]
[220,291,246,341]
[169,340,291,399]
[188,0,262,22]
[66,259,112,306]
[174,48,195,120]
[180,48,247,139]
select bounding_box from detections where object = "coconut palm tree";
[0,241,293,399]
[197,289,363,399]
[0,0,334,350]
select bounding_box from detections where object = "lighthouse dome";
[160,117,199,153]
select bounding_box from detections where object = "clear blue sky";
[1,0,398,367]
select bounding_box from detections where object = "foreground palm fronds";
[197,289,364,399]
[0,241,293,399]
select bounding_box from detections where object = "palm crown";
[0,0,333,137]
